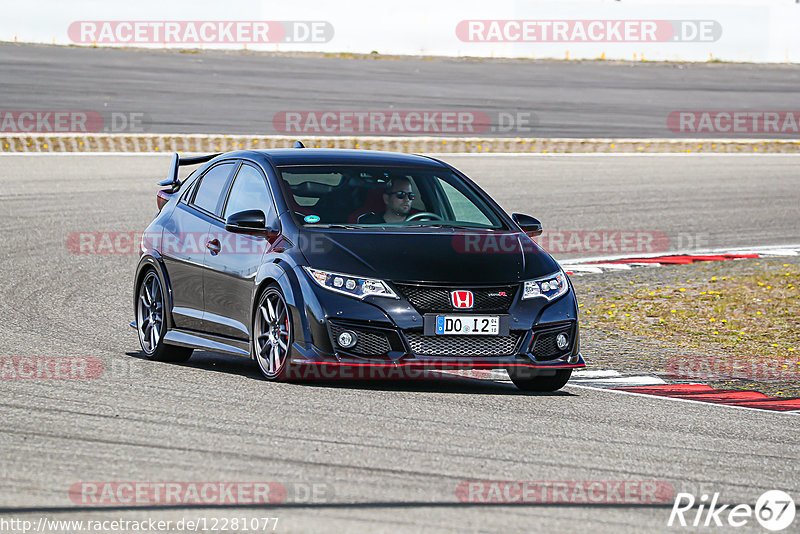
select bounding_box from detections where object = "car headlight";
[522,270,569,301]
[303,267,398,299]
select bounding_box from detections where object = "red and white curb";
[559,245,800,276]
[444,369,800,413]
[545,246,800,412]
[571,370,800,414]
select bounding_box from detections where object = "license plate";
[435,315,499,335]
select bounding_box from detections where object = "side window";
[438,179,494,226]
[223,164,274,220]
[192,162,235,215]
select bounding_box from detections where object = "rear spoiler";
[157,152,221,192]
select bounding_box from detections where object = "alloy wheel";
[255,289,291,378]
[137,271,163,354]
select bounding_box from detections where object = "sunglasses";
[389,191,415,200]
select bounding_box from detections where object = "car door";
[161,161,237,331]
[203,161,278,340]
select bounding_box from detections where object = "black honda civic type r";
[133,146,585,391]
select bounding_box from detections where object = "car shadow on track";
[299,378,575,396]
[126,350,264,379]
[125,350,576,396]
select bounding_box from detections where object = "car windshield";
[277,165,506,229]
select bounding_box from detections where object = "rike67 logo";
[669,490,795,531]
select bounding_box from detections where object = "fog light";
[556,332,569,350]
[337,330,357,349]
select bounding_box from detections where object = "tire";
[136,268,193,362]
[252,284,293,380]
[508,368,572,392]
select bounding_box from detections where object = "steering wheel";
[406,211,443,222]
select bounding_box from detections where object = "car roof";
[222,148,448,168]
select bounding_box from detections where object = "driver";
[358,178,415,223]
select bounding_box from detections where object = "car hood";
[299,228,561,283]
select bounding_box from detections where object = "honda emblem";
[451,290,474,309]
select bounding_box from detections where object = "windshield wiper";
[308,224,372,230]
[308,223,492,231]
[403,223,490,230]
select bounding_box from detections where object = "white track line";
[573,370,622,378]
[571,376,667,387]
[583,263,633,271]
[562,266,605,274]
[735,250,799,256]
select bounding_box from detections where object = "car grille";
[404,332,521,356]
[531,325,574,361]
[393,283,517,313]
[329,323,391,356]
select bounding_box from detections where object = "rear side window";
[224,164,274,220]
[279,169,345,207]
[192,163,235,215]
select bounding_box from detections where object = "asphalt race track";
[3,43,800,138]
[0,154,798,532]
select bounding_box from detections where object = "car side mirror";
[512,213,543,237]
[225,210,269,234]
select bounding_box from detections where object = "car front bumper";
[287,266,586,375]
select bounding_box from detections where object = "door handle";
[206,238,221,255]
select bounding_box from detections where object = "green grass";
[581,264,800,362]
